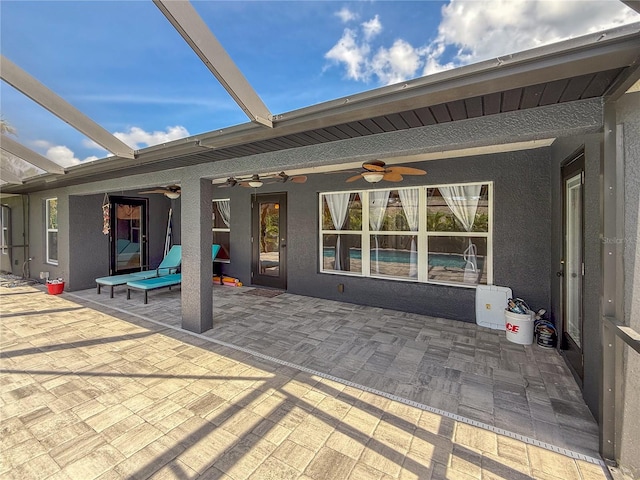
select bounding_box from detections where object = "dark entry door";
[109,196,148,275]
[252,192,287,289]
[560,153,584,381]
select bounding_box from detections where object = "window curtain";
[399,188,419,277]
[369,190,391,273]
[439,185,482,283]
[326,193,351,270]
[217,200,231,228]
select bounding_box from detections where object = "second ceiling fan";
[219,172,307,188]
[346,161,426,183]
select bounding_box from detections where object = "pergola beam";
[154,0,273,128]
[0,55,135,159]
[1,135,66,175]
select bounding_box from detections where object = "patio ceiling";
[1,10,639,193]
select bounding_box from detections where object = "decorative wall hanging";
[102,194,110,235]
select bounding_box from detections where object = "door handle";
[281,238,286,247]
[556,271,564,277]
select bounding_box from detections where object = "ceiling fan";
[346,161,427,183]
[219,172,307,188]
[139,185,181,199]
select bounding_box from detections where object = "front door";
[560,153,584,381]
[252,192,287,289]
[109,196,148,275]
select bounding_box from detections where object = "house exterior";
[1,21,639,476]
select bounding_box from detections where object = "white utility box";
[476,285,512,330]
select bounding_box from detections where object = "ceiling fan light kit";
[362,171,385,183]
[347,161,427,184]
[248,180,263,188]
[165,191,181,199]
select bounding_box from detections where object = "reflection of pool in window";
[322,247,486,284]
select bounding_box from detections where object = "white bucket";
[504,310,535,345]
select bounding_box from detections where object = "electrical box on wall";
[476,285,512,330]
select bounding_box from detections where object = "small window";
[46,198,58,265]
[212,199,231,261]
[1,205,10,255]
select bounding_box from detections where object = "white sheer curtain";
[369,190,391,273]
[399,188,419,277]
[326,193,351,270]
[217,200,231,227]
[439,185,482,283]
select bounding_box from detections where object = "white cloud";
[371,40,423,85]
[27,125,188,168]
[432,0,638,68]
[325,0,640,86]
[325,28,370,81]
[113,125,190,150]
[45,145,99,167]
[362,15,382,41]
[335,7,357,23]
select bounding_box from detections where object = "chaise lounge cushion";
[95,245,182,297]
[125,245,221,304]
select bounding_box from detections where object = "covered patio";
[66,282,601,463]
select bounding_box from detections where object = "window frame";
[1,205,9,256]
[319,182,493,288]
[45,197,58,265]
[212,198,231,263]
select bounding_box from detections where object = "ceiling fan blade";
[291,175,307,183]
[383,172,403,182]
[346,174,364,183]
[362,161,386,172]
[139,189,169,194]
[387,166,426,175]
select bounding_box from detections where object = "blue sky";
[1,0,638,169]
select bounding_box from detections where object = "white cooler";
[475,285,512,330]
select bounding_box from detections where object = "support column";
[181,175,213,333]
[600,103,624,461]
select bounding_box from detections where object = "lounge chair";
[125,244,220,304]
[95,245,182,298]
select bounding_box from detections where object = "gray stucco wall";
[27,190,69,285]
[65,192,175,291]
[618,90,640,478]
[549,134,602,417]
[68,194,109,290]
[218,148,552,323]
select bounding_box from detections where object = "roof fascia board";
[605,64,640,102]
[0,166,23,184]
[154,0,273,128]
[0,56,135,159]
[1,135,66,175]
[193,24,640,150]
[266,24,640,126]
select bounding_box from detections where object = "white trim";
[45,197,58,265]
[212,198,230,262]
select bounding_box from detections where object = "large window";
[212,199,230,261]
[319,182,492,287]
[46,198,58,265]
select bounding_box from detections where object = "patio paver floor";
[1,280,609,479]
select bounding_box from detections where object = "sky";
[1,0,638,174]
